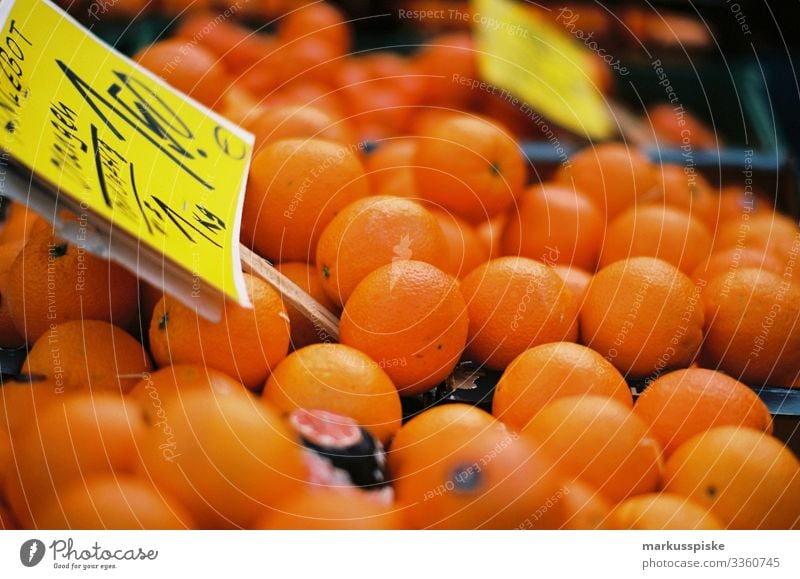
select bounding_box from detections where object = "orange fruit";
[279,1,351,55]
[357,52,425,105]
[149,273,290,390]
[246,104,356,153]
[476,213,507,260]
[492,342,632,431]
[414,33,477,109]
[555,143,657,219]
[714,186,769,226]
[5,393,145,526]
[394,423,567,529]
[460,257,578,370]
[551,265,592,304]
[664,426,800,529]
[133,39,230,109]
[413,114,526,223]
[599,205,713,274]
[522,395,663,503]
[648,104,717,150]
[0,377,63,437]
[714,212,800,261]
[316,196,449,307]
[364,139,418,198]
[701,268,800,387]
[388,403,496,477]
[0,502,18,530]
[127,365,247,406]
[0,425,9,492]
[0,202,46,244]
[275,261,339,348]
[341,84,413,137]
[22,320,152,394]
[581,257,704,377]
[690,246,785,290]
[641,164,716,230]
[609,493,724,529]
[429,209,488,279]
[634,368,772,457]
[242,139,369,262]
[138,389,306,529]
[502,183,604,271]
[0,240,25,347]
[6,231,138,342]
[339,261,468,395]
[253,489,404,530]
[558,479,614,530]
[262,343,402,443]
[35,475,195,530]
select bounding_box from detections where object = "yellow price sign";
[472,0,613,140]
[0,0,253,308]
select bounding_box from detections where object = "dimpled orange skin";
[522,395,663,503]
[501,183,605,271]
[580,257,704,378]
[316,196,450,307]
[599,205,713,275]
[22,320,152,394]
[555,143,657,219]
[275,261,340,349]
[149,273,290,390]
[492,342,632,431]
[339,261,469,396]
[412,115,526,223]
[634,368,773,457]
[701,268,800,387]
[262,343,402,444]
[460,257,579,371]
[241,139,369,263]
[664,427,800,529]
[609,493,724,530]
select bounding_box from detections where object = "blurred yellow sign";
[472,0,613,139]
[0,0,253,305]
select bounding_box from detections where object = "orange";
[0,425,9,493]
[492,342,632,431]
[364,139,418,198]
[0,201,47,244]
[522,395,663,503]
[599,205,713,275]
[339,261,468,395]
[635,368,772,457]
[460,257,578,370]
[664,426,800,529]
[149,273,290,390]
[555,143,657,219]
[316,196,450,307]
[559,479,614,530]
[5,393,145,527]
[341,84,413,137]
[0,377,63,437]
[394,423,567,529]
[388,403,496,477]
[137,389,307,529]
[714,186,769,226]
[22,320,152,394]
[714,212,800,261]
[262,343,402,443]
[272,36,342,88]
[414,33,477,109]
[551,265,592,304]
[429,209,489,279]
[413,114,526,223]
[581,257,704,377]
[502,183,604,271]
[35,475,195,530]
[476,213,507,260]
[0,502,18,530]
[648,104,717,150]
[690,246,785,290]
[246,104,356,153]
[266,80,346,119]
[127,365,247,406]
[359,52,425,105]
[641,164,716,229]
[133,39,230,109]
[6,231,139,342]
[609,493,724,530]
[275,261,339,348]
[0,240,25,347]
[701,268,800,387]
[241,139,369,262]
[279,1,351,55]
[253,489,404,530]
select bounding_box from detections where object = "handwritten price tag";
[472,0,613,140]
[0,0,253,306]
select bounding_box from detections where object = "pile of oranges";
[1,1,799,530]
